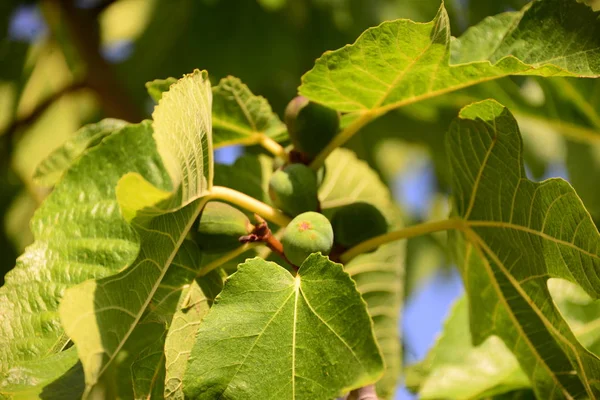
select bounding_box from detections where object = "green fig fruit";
[331,202,388,248]
[285,96,340,159]
[269,163,319,216]
[282,211,334,266]
[195,202,253,253]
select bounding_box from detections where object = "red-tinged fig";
[282,211,334,266]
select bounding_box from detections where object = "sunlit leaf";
[183,255,383,399]
[59,70,214,393]
[0,121,169,397]
[300,0,600,116]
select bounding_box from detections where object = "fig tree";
[284,96,340,159]
[331,202,388,248]
[195,201,253,253]
[282,211,334,266]
[269,163,319,216]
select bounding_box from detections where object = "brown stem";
[240,214,297,271]
[45,0,143,122]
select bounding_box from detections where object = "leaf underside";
[447,99,600,398]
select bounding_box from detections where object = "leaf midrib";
[92,197,209,387]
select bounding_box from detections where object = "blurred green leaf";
[146,77,177,103]
[406,297,530,399]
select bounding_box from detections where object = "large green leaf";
[183,255,383,399]
[447,99,600,398]
[319,148,404,399]
[299,0,600,116]
[58,70,214,394]
[0,120,170,397]
[33,118,129,187]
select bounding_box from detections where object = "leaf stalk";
[309,110,377,170]
[340,218,463,263]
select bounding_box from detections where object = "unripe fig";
[269,163,319,216]
[331,202,388,248]
[285,96,340,159]
[282,212,334,266]
[196,202,253,253]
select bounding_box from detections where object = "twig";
[1,82,86,154]
[44,0,143,122]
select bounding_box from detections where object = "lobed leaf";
[299,0,600,116]
[447,99,600,398]
[183,255,383,400]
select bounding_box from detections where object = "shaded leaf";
[447,99,600,398]
[212,76,287,147]
[33,118,128,187]
[164,272,224,399]
[183,255,384,399]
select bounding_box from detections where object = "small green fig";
[331,202,388,248]
[282,212,334,266]
[195,202,253,253]
[285,96,340,159]
[269,163,319,216]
